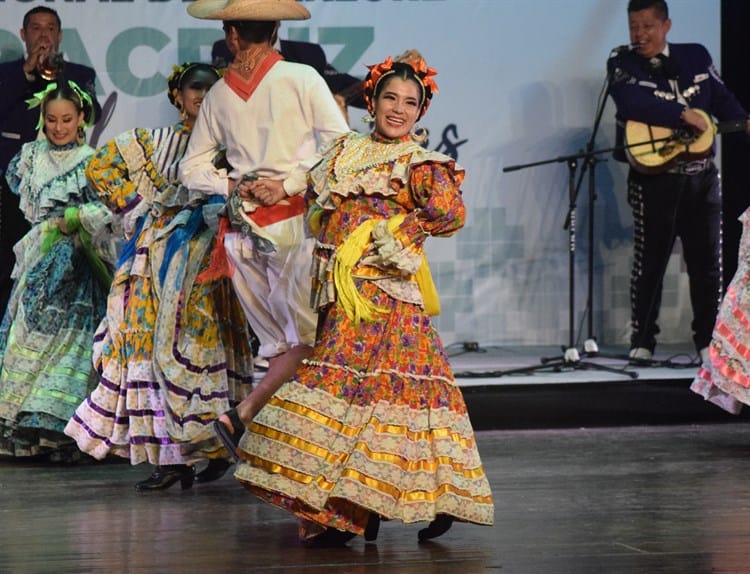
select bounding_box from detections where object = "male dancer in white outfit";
[181,0,350,458]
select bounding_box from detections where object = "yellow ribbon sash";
[334,214,440,323]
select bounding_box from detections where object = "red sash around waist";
[246,194,306,227]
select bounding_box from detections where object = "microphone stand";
[489,47,676,379]
[501,146,638,379]
[574,50,637,363]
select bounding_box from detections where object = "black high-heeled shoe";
[417,514,454,542]
[194,458,233,484]
[213,408,245,463]
[134,464,195,491]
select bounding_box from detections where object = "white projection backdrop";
[0,0,720,349]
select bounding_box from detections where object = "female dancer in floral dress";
[0,80,113,459]
[65,63,254,490]
[232,53,494,545]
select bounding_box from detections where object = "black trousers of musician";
[0,177,31,317]
[627,163,722,354]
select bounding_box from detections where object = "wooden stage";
[2,343,750,573]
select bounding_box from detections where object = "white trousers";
[224,215,317,358]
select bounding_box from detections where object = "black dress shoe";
[303,527,357,547]
[134,464,195,491]
[194,458,233,484]
[417,514,454,542]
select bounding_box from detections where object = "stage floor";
[3,423,750,573]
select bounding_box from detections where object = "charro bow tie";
[649,53,679,80]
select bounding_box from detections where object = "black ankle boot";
[418,514,454,541]
[364,513,381,542]
[194,458,233,484]
[303,527,357,547]
[134,464,195,491]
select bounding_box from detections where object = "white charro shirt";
[180,59,350,198]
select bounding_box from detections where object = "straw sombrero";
[187,0,310,20]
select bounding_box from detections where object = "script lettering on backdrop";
[415,123,467,161]
[434,123,468,160]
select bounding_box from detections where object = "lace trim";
[309,132,455,211]
[15,140,94,223]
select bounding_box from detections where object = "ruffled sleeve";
[86,128,166,215]
[4,148,26,197]
[394,157,466,249]
[7,140,96,225]
[354,159,465,292]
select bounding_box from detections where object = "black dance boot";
[194,458,233,484]
[364,513,381,542]
[134,465,195,491]
[303,527,357,547]
[417,514,454,542]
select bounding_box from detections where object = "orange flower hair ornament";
[363,51,439,118]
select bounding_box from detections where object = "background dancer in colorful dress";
[1,6,102,319]
[691,206,750,414]
[65,63,254,490]
[0,79,112,460]
[232,52,495,546]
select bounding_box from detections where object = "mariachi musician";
[607,0,750,364]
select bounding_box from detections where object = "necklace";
[231,44,276,78]
[333,133,416,178]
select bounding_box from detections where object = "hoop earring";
[411,125,428,144]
